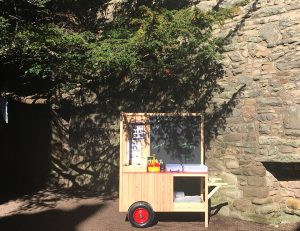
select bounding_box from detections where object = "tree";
[0,0,243,111]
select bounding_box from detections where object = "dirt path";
[0,190,299,231]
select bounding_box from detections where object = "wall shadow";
[0,100,51,203]
[49,0,249,194]
[155,212,204,222]
[0,203,104,231]
[262,162,300,181]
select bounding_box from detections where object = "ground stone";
[252,197,273,205]
[277,60,300,71]
[247,176,266,187]
[260,23,281,47]
[225,159,240,169]
[233,199,252,212]
[284,105,300,129]
[255,203,281,215]
[288,181,300,189]
[242,186,269,198]
[243,166,266,176]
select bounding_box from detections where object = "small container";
[182,164,208,172]
[165,164,182,172]
[159,160,165,171]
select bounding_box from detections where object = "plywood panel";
[120,173,173,212]
[153,174,173,211]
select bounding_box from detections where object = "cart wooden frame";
[119,112,224,228]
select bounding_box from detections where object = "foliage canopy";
[0,0,246,112]
[0,0,250,191]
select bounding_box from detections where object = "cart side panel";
[119,173,173,212]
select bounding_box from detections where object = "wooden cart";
[119,113,225,228]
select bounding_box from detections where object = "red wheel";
[133,207,149,224]
[128,201,155,228]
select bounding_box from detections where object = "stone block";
[238,76,253,85]
[288,181,300,189]
[286,198,300,210]
[243,166,266,176]
[294,190,300,198]
[280,181,289,188]
[295,210,300,217]
[220,172,238,185]
[230,210,243,220]
[277,60,300,71]
[243,90,261,98]
[223,133,243,142]
[242,186,269,198]
[290,90,300,99]
[255,203,281,215]
[255,6,286,18]
[244,148,257,155]
[217,205,230,217]
[260,23,281,47]
[231,169,243,175]
[220,186,242,199]
[279,146,294,153]
[228,51,244,62]
[259,136,300,148]
[284,105,300,129]
[225,159,240,169]
[233,199,252,212]
[270,51,285,61]
[257,97,283,106]
[245,132,257,142]
[250,43,271,58]
[279,18,295,29]
[259,124,271,134]
[252,197,273,205]
[244,99,256,105]
[285,129,300,137]
[247,176,266,187]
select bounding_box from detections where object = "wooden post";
[119,113,124,211]
[200,115,204,165]
[205,174,208,227]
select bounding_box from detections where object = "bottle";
[159,160,165,172]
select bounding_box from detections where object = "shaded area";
[150,115,201,164]
[14,188,114,212]
[174,177,200,196]
[0,0,257,200]
[210,202,229,216]
[156,212,205,222]
[221,0,260,45]
[262,162,300,181]
[0,203,104,231]
[0,100,51,202]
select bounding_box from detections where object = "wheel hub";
[133,208,149,224]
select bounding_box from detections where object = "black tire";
[128,201,155,228]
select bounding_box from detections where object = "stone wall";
[198,0,300,224]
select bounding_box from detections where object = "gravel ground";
[0,190,299,231]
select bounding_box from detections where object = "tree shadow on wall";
[48,0,256,195]
[0,0,259,197]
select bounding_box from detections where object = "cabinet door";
[120,173,173,212]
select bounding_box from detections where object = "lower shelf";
[173,201,206,212]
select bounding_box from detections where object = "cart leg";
[205,175,208,228]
